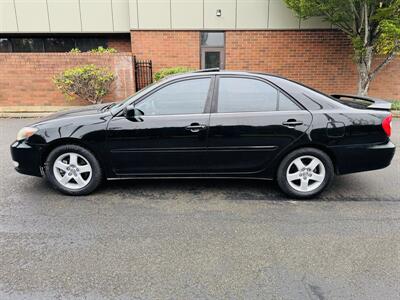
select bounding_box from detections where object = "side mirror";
[123,105,144,121]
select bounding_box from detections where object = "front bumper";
[10,140,43,177]
[331,141,396,175]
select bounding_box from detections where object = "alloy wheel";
[53,152,92,190]
[286,155,326,192]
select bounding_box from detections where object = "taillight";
[382,114,392,137]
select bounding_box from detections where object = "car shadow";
[100,177,295,200]
[18,175,399,202]
[101,175,400,202]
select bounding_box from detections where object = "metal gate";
[134,56,153,91]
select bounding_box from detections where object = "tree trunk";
[356,47,373,96]
[357,63,370,96]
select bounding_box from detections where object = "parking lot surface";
[0,118,399,299]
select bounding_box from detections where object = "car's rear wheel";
[45,145,102,195]
[277,148,334,199]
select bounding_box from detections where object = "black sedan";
[10,70,395,198]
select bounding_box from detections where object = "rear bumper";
[331,141,396,175]
[10,140,43,177]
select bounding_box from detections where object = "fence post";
[133,55,137,92]
[149,60,153,84]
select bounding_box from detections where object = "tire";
[45,144,103,196]
[277,147,334,199]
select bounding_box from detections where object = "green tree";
[284,0,400,95]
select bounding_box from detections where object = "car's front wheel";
[45,145,103,195]
[277,148,334,199]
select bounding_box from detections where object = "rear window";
[265,76,337,110]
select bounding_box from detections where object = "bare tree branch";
[369,51,397,81]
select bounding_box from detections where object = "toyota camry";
[10,70,395,198]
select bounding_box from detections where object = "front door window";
[135,78,211,115]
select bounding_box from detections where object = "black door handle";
[185,123,207,133]
[282,120,303,127]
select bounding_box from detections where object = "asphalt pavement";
[0,118,399,299]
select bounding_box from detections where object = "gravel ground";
[0,118,399,299]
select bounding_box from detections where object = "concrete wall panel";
[1,0,335,33]
[204,0,236,29]
[237,0,268,29]
[128,0,138,29]
[80,0,114,32]
[0,0,18,32]
[171,0,203,29]
[137,0,170,29]
[112,0,130,31]
[14,0,50,32]
[268,0,299,29]
[47,0,81,32]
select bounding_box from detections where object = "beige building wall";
[0,0,331,33]
[0,0,130,33]
[0,0,18,32]
[171,0,203,29]
[236,0,269,29]
[47,0,81,32]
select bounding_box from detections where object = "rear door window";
[217,77,278,113]
[217,77,300,113]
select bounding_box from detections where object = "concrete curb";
[0,106,79,118]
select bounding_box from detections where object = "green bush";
[69,47,117,53]
[391,100,400,111]
[154,67,194,81]
[89,46,117,53]
[69,48,81,53]
[53,64,116,104]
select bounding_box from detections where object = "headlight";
[16,127,38,141]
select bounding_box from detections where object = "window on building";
[0,37,109,52]
[11,38,44,52]
[200,32,225,69]
[217,77,279,113]
[136,78,211,116]
[201,32,224,47]
[44,38,75,52]
[0,38,12,52]
[75,37,107,52]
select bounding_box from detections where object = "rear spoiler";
[331,94,392,111]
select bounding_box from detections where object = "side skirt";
[107,176,274,181]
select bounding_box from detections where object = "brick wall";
[131,31,200,72]
[1,30,398,108]
[0,53,135,106]
[369,57,400,100]
[131,30,398,100]
[226,30,399,99]
[108,36,132,52]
